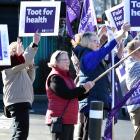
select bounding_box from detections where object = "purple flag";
[78,0,97,33]
[103,80,140,140]
[126,84,140,106]
[65,0,81,38]
[66,0,81,23]
[66,11,74,38]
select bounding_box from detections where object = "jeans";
[51,124,74,140]
[8,103,30,140]
[129,108,140,140]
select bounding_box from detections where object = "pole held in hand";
[92,45,140,83]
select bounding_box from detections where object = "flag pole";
[111,47,115,140]
[92,45,140,84]
[93,32,140,139]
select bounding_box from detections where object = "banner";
[0,25,10,66]
[19,1,61,36]
[105,3,124,31]
[66,0,81,23]
[126,84,140,106]
[103,80,140,140]
[124,0,140,31]
[65,0,81,38]
[66,11,74,38]
[78,0,97,33]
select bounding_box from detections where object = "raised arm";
[115,22,130,43]
[23,31,41,65]
[5,32,41,75]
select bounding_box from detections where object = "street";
[0,98,134,140]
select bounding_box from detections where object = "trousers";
[7,103,30,140]
[51,124,74,140]
[129,107,140,140]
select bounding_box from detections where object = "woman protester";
[45,50,95,140]
[1,32,41,140]
[72,23,130,140]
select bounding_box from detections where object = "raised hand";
[121,22,131,33]
[83,81,95,93]
[17,37,24,56]
[33,30,41,45]
[115,22,131,43]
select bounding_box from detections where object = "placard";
[105,3,124,31]
[124,0,140,31]
[19,1,61,36]
[0,25,10,66]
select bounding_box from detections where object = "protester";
[1,32,41,140]
[98,25,125,102]
[71,28,124,140]
[71,33,83,84]
[45,50,95,140]
[124,40,140,140]
[72,23,130,140]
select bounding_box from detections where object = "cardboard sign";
[0,25,10,66]
[124,0,140,31]
[105,3,124,31]
[19,1,61,36]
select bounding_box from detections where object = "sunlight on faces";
[9,41,24,56]
[57,53,70,71]
[88,35,100,50]
[80,32,100,50]
[9,42,18,56]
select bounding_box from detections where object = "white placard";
[0,25,10,66]
[124,0,140,31]
[19,1,61,36]
[105,3,124,31]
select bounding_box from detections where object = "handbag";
[50,117,62,133]
[50,101,70,133]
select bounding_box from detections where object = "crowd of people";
[1,19,140,140]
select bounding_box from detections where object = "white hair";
[48,50,68,68]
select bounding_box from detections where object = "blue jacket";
[74,39,117,75]
[73,39,118,115]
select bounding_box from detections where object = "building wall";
[0,3,19,42]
